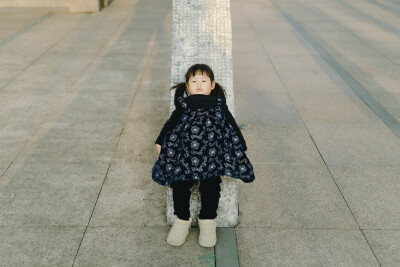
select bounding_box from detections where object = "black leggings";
[171,176,222,220]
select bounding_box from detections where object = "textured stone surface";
[236,228,379,266]
[0,162,108,226]
[89,162,167,227]
[74,226,214,266]
[0,226,84,266]
[69,0,100,12]
[306,122,400,167]
[364,230,400,266]
[170,0,233,108]
[329,166,400,229]
[167,0,238,226]
[237,164,358,229]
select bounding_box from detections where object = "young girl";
[152,64,255,247]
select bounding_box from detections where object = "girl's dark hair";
[171,64,226,100]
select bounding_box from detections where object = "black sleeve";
[222,103,247,151]
[155,108,183,145]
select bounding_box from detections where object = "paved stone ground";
[0,0,399,265]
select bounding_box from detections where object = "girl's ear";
[211,81,215,90]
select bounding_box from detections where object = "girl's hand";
[155,144,161,155]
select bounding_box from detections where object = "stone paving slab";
[353,71,399,95]
[363,230,400,266]
[0,12,140,173]
[231,0,400,265]
[237,164,358,229]
[276,0,400,126]
[351,72,400,121]
[266,50,324,68]
[236,228,379,266]
[311,0,400,34]
[313,38,379,57]
[272,68,348,94]
[0,13,47,40]
[233,71,288,94]
[112,128,159,165]
[0,140,22,163]
[239,122,325,166]
[35,121,124,142]
[0,160,10,177]
[306,122,400,167]
[334,55,399,75]
[329,166,400,229]
[0,185,98,226]
[0,13,87,78]
[0,226,84,266]
[89,162,166,227]
[235,92,303,125]
[74,226,214,266]
[287,92,382,123]
[15,139,115,164]
[0,161,108,189]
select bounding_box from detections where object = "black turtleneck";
[155,94,247,151]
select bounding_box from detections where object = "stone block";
[167,0,237,226]
[69,0,100,13]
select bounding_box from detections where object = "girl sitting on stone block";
[152,63,255,247]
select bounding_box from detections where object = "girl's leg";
[198,176,222,220]
[171,180,196,220]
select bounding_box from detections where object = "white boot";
[198,218,217,247]
[167,216,192,246]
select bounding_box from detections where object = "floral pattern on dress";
[152,96,255,186]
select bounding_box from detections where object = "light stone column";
[69,0,101,12]
[167,0,237,227]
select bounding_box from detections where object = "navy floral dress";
[152,96,255,186]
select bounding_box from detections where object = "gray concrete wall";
[0,0,102,12]
[69,0,101,12]
[0,0,69,7]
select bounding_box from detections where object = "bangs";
[185,64,214,82]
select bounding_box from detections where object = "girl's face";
[186,72,215,95]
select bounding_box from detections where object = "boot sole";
[199,242,216,247]
[167,240,185,246]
